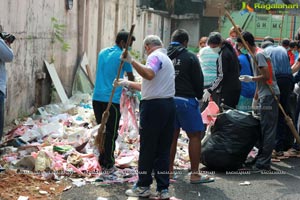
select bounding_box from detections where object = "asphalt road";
[61,157,300,200]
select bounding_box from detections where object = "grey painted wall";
[0,0,173,125]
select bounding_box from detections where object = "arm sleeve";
[290,53,295,66]
[208,51,227,92]
[198,48,205,63]
[191,55,204,99]
[123,61,133,73]
[256,53,268,68]
[0,39,14,62]
[146,55,162,74]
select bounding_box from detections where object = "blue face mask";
[128,46,132,51]
[240,47,248,54]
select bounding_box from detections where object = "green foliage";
[187,46,199,54]
[17,112,29,119]
[51,17,70,52]
[130,49,146,64]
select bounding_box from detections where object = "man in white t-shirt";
[116,35,175,199]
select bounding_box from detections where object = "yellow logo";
[253,3,299,10]
[240,2,254,15]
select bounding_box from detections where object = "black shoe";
[248,166,263,174]
[243,165,271,174]
[244,157,257,167]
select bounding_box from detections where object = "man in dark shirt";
[203,32,241,109]
[167,29,214,184]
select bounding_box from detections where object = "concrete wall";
[176,19,200,47]
[0,0,173,125]
[0,0,82,123]
[133,10,172,60]
[0,0,207,126]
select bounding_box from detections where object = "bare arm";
[252,67,270,82]
[254,87,258,100]
[126,81,141,91]
[292,60,300,74]
[131,59,155,80]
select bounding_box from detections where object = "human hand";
[113,78,129,87]
[202,89,211,102]
[239,75,254,82]
[251,98,259,117]
[252,98,258,110]
[121,51,132,63]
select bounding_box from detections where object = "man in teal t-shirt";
[93,30,135,172]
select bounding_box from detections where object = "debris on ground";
[0,169,68,200]
[2,84,299,199]
[239,181,251,186]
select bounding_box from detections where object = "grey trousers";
[255,95,279,169]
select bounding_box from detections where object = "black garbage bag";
[201,109,261,171]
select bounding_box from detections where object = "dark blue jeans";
[137,98,175,192]
[0,91,4,142]
[275,75,294,152]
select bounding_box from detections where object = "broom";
[95,24,136,153]
[224,10,300,144]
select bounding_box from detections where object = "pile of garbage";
[1,94,99,174]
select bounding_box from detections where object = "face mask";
[240,47,248,54]
[143,51,148,60]
[211,47,221,54]
[128,46,132,51]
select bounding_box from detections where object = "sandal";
[169,173,178,183]
[190,174,215,184]
[285,149,300,157]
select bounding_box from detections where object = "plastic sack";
[201,100,219,125]
[201,109,261,171]
[119,88,139,136]
[35,151,51,171]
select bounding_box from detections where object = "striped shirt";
[198,46,218,87]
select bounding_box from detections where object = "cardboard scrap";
[44,60,69,103]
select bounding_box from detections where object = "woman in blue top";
[236,47,256,112]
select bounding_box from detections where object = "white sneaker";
[150,189,170,199]
[125,184,151,197]
[160,189,170,199]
